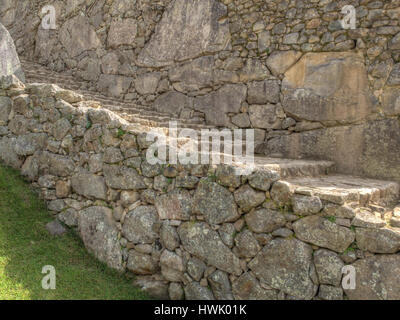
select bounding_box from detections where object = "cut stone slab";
[293,216,355,253]
[137,0,230,67]
[0,22,25,82]
[71,173,107,200]
[250,157,335,179]
[262,119,400,184]
[345,255,400,300]
[282,175,400,206]
[355,227,400,253]
[352,210,386,229]
[282,52,373,123]
[248,238,315,300]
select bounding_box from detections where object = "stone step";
[283,174,400,208]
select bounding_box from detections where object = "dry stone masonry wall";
[1,0,400,300]
[1,0,400,181]
[1,74,400,300]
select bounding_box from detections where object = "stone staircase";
[20,59,400,228]
[21,59,212,131]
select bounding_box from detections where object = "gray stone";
[272,228,293,238]
[231,113,251,128]
[239,59,270,82]
[58,208,78,227]
[193,84,247,126]
[169,283,184,300]
[160,223,180,251]
[355,227,400,254]
[218,223,236,248]
[134,72,161,95]
[234,229,261,258]
[152,91,192,117]
[160,250,185,282]
[184,282,215,300]
[137,0,230,67]
[352,210,386,229]
[103,165,146,190]
[45,220,67,236]
[97,74,132,98]
[134,276,169,299]
[387,63,400,86]
[248,170,280,191]
[293,216,355,253]
[71,173,107,200]
[192,179,239,224]
[248,238,315,299]
[292,195,323,216]
[247,80,280,104]
[187,257,206,282]
[232,272,278,300]
[245,208,286,233]
[59,16,101,57]
[107,19,137,48]
[0,137,22,169]
[313,249,344,286]
[234,185,266,212]
[127,251,158,275]
[178,222,241,275]
[318,285,343,300]
[169,56,214,92]
[345,255,400,300]
[14,133,47,156]
[155,189,192,221]
[78,206,124,271]
[0,23,25,81]
[103,147,124,164]
[122,206,159,244]
[216,164,241,188]
[38,152,75,177]
[0,96,11,125]
[249,104,281,130]
[208,270,234,300]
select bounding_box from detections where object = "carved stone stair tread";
[284,174,400,206]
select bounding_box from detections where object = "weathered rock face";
[59,16,101,58]
[137,0,230,67]
[282,52,374,124]
[178,222,242,275]
[345,255,400,300]
[78,206,124,271]
[249,238,315,300]
[0,22,24,81]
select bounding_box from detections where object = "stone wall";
[1,0,400,182]
[1,75,400,300]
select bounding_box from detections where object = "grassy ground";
[0,164,149,300]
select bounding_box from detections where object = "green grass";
[0,164,149,300]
